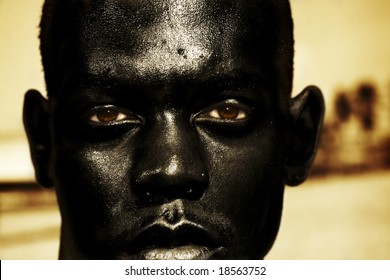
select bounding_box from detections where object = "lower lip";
[141,245,220,260]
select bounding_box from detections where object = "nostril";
[132,158,209,202]
[133,170,208,202]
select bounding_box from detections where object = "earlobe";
[285,86,325,186]
[23,89,53,188]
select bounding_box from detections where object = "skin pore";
[24,0,324,259]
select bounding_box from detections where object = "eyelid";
[89,111,128,122]
[208,107,247,120]
[194,99,253,121]
[83,105,142,125]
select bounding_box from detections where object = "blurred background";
[1,0,389,259]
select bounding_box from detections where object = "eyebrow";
[59,65,274,107]
[77,64,273,91]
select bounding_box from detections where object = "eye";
[196,99,252,121]
[90,107,126,123]
[83,105,141,125]
[208,104,247,120]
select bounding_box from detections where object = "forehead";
[74,0,279,86]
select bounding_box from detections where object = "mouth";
[123,221,224,260]
[142,245,218,260]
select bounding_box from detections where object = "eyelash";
[196,99,251,121]
[89,111,127,123]
[83,105,142,125]
[83,99,252,126]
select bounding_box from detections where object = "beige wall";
[0,0,45,135]
[0,0,390,260]
[1,0,390,180]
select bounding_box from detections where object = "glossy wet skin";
[44,0,289,259]
[24,0,323,259]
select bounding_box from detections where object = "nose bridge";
[163,111,184,163]
[153,111,198,172]
[133,110,208,200]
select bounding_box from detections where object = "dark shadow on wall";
[312,81,390,176]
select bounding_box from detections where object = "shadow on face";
[24,0,324,259]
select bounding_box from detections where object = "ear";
[285,86,325,186]
[23,89,54,188]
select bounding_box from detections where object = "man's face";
[48,0,289,259]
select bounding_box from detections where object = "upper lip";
[125,220,223,255]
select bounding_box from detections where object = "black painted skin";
[24,0,324,259]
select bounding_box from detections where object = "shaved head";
[25,0,324,260]
[40,0,293,105]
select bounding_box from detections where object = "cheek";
[52,139,135,227]
[199,125,285,231]
[199,125,285,259]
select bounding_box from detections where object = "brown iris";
[217,105,240,119]
[96,108,120,123]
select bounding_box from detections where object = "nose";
[132,111,209,202]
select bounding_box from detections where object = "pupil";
[218,106,239,119]
[97,108,119,122]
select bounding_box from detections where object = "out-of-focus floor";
[0,187,60,259]
[1,171,389,259]
[268,170,390,259]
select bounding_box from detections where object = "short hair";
[39,0,293,102]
